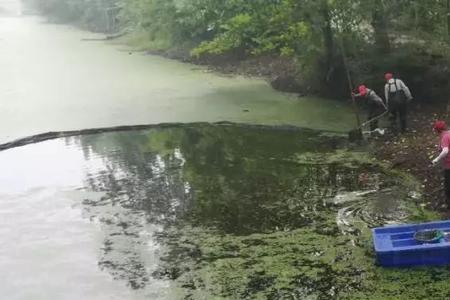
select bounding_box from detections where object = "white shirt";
[384,78,413,103]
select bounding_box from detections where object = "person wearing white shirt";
[384,73,413,133]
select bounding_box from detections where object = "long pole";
[339,38,362,129]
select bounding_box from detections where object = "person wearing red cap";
[384,73,413,133]
[432,120,450,207]
[353,84,387,131]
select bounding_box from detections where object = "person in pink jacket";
[432,120,450,207]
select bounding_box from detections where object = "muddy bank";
[144,48,311,96]
[373,103,450,213]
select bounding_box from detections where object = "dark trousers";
[388,95,408,133]
[445,170,450,207]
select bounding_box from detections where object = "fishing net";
[414,230,444,243]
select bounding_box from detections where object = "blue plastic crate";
[372,220,450,267]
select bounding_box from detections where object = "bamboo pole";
[338,38,362,130]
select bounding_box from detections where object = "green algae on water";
[82,124,440,300]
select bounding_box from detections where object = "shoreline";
[140,47,308,96]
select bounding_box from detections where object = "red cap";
[433,120,447,132]
[358,85,367,96]
[385,73,393,81]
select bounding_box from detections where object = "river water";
[1,124,446,300]
[0,10,353,144]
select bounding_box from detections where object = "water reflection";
[0,125,416,299]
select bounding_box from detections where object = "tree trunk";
[321,1,334,81]
[447,0,450,38]
[371,1,390,53]
[413,2,419,30]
